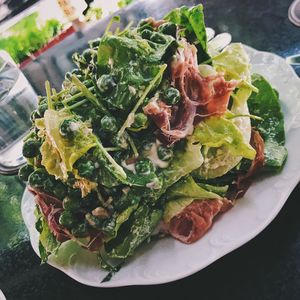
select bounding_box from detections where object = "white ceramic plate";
[21,45,300,287]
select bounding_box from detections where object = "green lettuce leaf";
[107,206,162,259]
[164,4,209,62]
[35,207,60,262]
[166,176,220,200]
[41,109,97,180]
[161,137,203,188]
[212,43,257,106]
[104,205,138,242]
[192,116,256,179]
[212,43,251,82]
[248,74,288,171]
[163,176,220,223]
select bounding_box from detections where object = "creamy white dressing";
[69,121,80,132]
[128,85,137,95]
[121,160,136,173]
[146,140,169,169]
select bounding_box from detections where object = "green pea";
[59,118,78,139]
[97,74,116,94]
[63,196,81,211]
[100,115,118,133]
[64,71,72,81]
[76,159,96,180]
[53,181,68,199]
[30,110,40,123]
[89,37,101,48]
[141,29,153,40]
[59,211,76,228]
[131,113,148,129]
[71,222,89,238]
[82,49,94,62]
[22,139,41,158]
[37,102,48,117]
[43,176,56,193]
[158,22,177,37]
[164,87,181,105]
[71,68,83,80]
[157,146,173,161]
[18,164,34,182]
[85,213,103,229]
[28,169,48,188]
[135,159,155,175]
[150,32,167,44]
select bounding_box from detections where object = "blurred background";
[0,0,135,93]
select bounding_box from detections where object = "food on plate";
[19,4,287,277]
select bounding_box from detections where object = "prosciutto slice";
[144,39,238,143]
[28,186,70,242]
[228,129,265,199]
[28,186,103,251]
[167,198,233,244]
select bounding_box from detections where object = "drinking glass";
[0,51,38,175]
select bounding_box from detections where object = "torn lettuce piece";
[212,43,251,84]
[197,183,228,197]
[212,43,257,107]
[166,176,220,201]
[248,74,287,171]
[193,116,256,179]
[161,137,203,188]
[163,176,220,223]
[41,109,97,180]
[164,4,209,62]
[106,206,162,259]
[104,205,138,242]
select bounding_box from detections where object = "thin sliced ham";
[228,129,265,199]
[144,39,237,143]
[29,186,71,242]
[28,186,103,251]
[168,198,233,244]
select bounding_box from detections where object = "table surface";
[1,0,300,299]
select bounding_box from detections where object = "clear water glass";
[0,51,38,174]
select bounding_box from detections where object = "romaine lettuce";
[192,116,256,179]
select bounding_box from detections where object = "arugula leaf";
[164,4,209,62]
[248,74,288,171]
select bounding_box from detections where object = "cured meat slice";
[168,199,233,244]
[228,129,265,199]
[144,39,237,143]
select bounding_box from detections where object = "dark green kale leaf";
[248,74,288,172]
[164,4,209,63]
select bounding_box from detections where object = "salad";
[19,4,287,278]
